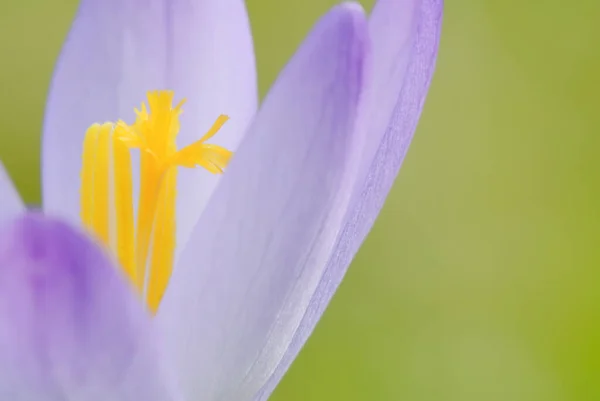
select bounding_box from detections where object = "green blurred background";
[1,0,599,400]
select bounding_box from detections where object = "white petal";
[254,1,444,399]
[157,4,369,401]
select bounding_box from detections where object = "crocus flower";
[0,0,442,399]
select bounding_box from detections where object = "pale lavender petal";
[0,162,24,225]
[0,214,180,401]
[255,1,444,399]
[157,4,369,401]
[43,0,258,250]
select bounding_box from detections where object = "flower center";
[79,90,231,312]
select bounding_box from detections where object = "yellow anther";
[79,90,231,313]
[166,115,233,172]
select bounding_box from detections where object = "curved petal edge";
[0,213,181,401]
[158,3,370,401]
[255,1,444,399]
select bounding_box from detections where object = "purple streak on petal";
[255,1,444,399]
[42,0,257,251]
[0,213,180,401]
[157,4,369,401]
[0,162,24,225]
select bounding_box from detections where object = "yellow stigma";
[80,90,232,313]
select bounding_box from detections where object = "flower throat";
[80,90,231,313]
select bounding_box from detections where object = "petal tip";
[315,2,370,97]
[330,1,368,30]
[337,1,367,15]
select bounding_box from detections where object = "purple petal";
[42,0,258,250]
[255,0,444,399]
[0,214,180,400]
[157,4,369,401]
[0,162,24,225]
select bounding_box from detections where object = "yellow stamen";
[91,124,112,244]
[113,124,135,282]
[79,90,231,313]
[80,124,99,229]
